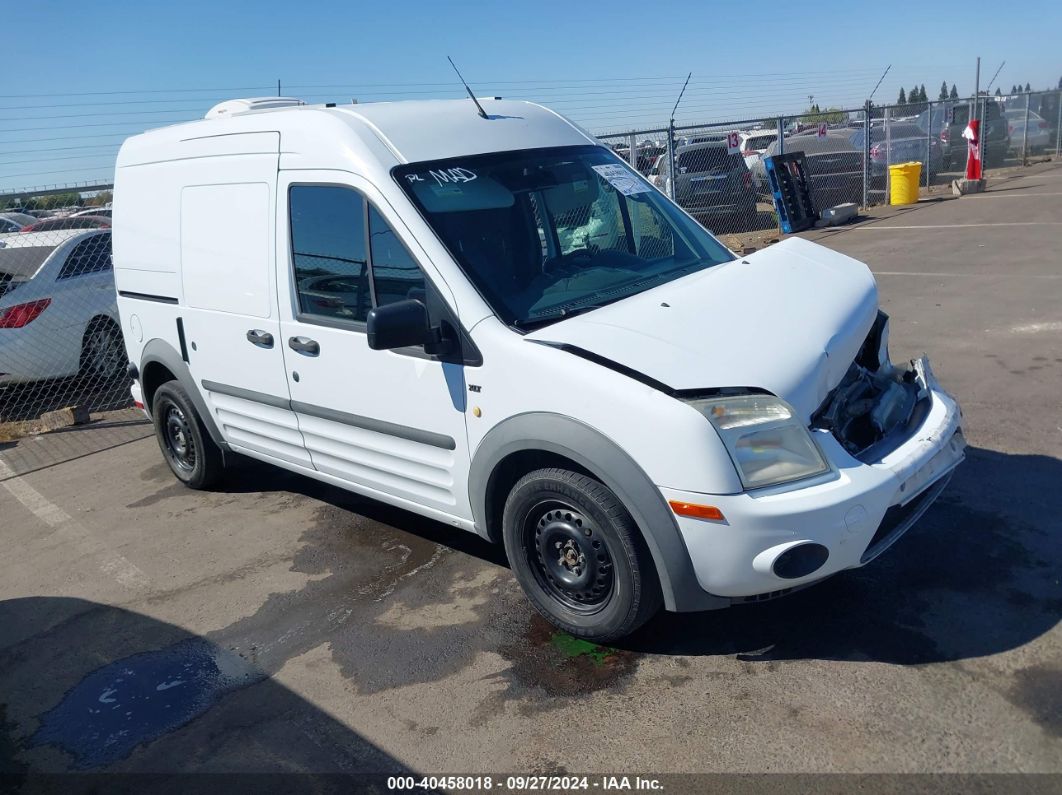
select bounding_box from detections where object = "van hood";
[525,237,879,419]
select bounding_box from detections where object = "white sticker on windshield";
[591,164,651,196]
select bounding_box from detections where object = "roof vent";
[205,97,306,119]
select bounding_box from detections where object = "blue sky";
[2,0,1060,192]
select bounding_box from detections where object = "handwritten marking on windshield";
[428,167,478,186]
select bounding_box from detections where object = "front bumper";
[663,368,964,599]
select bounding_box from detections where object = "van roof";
[117,97,597,170]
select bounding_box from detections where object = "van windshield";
[394,145,733,329]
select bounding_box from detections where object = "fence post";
[666,120,677,201]
[628,132,638,170]
[884,104,891,203]
[925,99,932,189]
[863,99,871,207]
[1056,89,1062,158]
[978,96,987,176]
[776,116,785,155]
[1022,100,1030,165]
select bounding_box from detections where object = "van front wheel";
[502,468,661,642]
[152,381,223,489]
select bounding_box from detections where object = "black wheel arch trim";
[469,412,726,612]
[139,338,229,454]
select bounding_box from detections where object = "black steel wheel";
[162,402,196,474]
[152,381,224,489]
[527,501,615,613]
[502,468,661,642]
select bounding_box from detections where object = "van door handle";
[246,329,274,348]
[288,336,320,356]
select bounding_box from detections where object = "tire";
[152,380,224,489]
[79,317,127,381]
[502,468,661,642]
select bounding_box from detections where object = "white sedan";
[0,230,125,384]
[1004,109,1052,152]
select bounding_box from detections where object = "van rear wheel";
[152,381,223,489]
[502,468,661,642]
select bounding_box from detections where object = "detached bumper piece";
[764,152,818,233]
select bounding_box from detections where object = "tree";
[949,84,959,99]
[897,87,907,105]
[1024,82,1031,92]
[23,192,82,211]
[994,87,1002,96]
[84,190,112,207]
[939,81,949,101]
[801,105,847,125]
[1010,84,1017,94]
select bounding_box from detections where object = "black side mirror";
[367,299,437,351]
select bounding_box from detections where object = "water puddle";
[29,639,256,769]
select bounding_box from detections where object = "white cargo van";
[114,97,965,641]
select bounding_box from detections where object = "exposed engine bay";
[812,311,928,460]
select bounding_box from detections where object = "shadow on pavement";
[219,443,1059,669]
[624,446,1062,665]
[0,596,416,785]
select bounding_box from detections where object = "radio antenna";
[447,56,488,119]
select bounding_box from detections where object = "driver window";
[289,185,371,323]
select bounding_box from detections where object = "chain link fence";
[1,89,1059,473]
[600,89,1062,246]
[0,194,151,476]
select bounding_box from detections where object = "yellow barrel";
[889,161,922,205]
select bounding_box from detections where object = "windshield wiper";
[514,260,714,331]
[513,302,612,331]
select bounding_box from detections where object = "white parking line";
[0,457,150,589]
[854,222,1062,230]
[968,193,1062,198]
[1009,321,1062,334]
[873,271,1062,278]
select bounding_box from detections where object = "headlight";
[689,394,829,490]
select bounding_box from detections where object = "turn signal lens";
[668,501,725,521]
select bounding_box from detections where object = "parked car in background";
[848,124,942,179]
[753,134,864,211]
[655,140,757,231]
[0,230,125,385]
[922,100,1008,169]
[1003,109,1051,152]
[739,131,778,171]
[20,215,111,233]
[72,207,113,218]
[1,212,38,234]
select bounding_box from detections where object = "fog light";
[772,543,829,579]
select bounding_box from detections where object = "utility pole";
[277,79,281,97]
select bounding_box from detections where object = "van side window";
[367,206,427,306]
[58,235,112,280]
[289,186,371,323]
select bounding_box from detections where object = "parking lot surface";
[1,164,1060,779]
